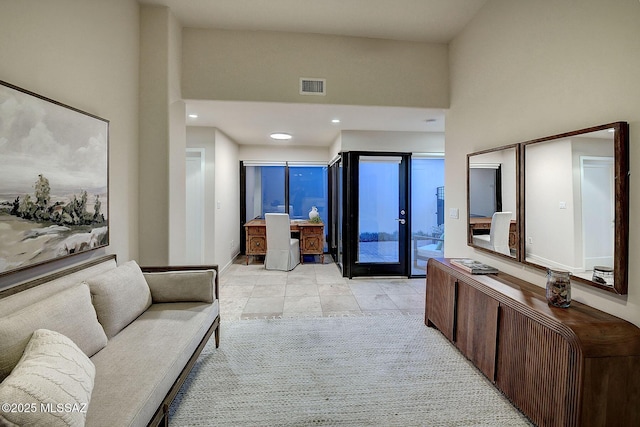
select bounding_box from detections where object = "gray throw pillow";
[0,283,107,382]
[144,270,215,303]
[84,260,152,339]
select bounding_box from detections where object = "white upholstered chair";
[472,211,512,256]
[265,213,300,271]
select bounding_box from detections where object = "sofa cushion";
[0,329,95,427]
[0,283,107,382]
[143,270,215,303]
[84,260,152,339]
[86,301,219,427]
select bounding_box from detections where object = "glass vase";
[546,268,571,308]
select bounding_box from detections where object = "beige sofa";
[0,254,220,427]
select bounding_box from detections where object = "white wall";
[240,145,330,163]
[186,127,240,272]
[182,28,449,109]
[571,137,614,269]
[448,0,640,325]
[0,0,139,287]
[214,130,240,271]
[525,139,575,269]
[186,127,216,264]
[185,148,205,264]
[329,134,342,162]
[340,131,444,153]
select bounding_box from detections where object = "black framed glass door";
[342,152,410,277]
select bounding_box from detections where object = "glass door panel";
[358,156,401,263]
[410,157,445,276]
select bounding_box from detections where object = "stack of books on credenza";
[449,258,498,274]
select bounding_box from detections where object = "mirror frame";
[466,143,521,261]
[521,122,629,294]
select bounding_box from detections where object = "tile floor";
[219,256,426,320]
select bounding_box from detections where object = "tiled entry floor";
[220,257,426,320]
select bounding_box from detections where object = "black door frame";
[327,157,342,268]
[341,151,411,278]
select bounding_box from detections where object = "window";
[245,164,286,219]
[242,162,328,250]
[289,165,327,223]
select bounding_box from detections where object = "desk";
[244,219,325,265]
[469,217,517,250]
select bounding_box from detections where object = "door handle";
[395,218,406,225]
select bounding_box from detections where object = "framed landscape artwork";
[0,80,109,276]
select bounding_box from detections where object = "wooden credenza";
[244,219,324,265]
[426,258,640,427]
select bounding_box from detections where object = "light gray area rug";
[169,315,532,426]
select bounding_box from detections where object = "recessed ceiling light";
[188,114,198,119]
[270,132,292,140]
[331,119,341,124]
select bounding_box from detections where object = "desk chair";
[472,211,512,256]
[265,213,300,271]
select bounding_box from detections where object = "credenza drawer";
[247,236,266,254]
[247,226,266,236]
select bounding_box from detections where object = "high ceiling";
[140,0,487,43]
[140,0,488,146]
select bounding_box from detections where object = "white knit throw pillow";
[0,329,95,427]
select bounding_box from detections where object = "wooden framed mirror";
[467,144,519,260]
[522,122,629,294]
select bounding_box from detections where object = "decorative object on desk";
[592,266,614,287]
[450,258,498,274]
[308,215,322,224]
[308,206,319,220]
[546,268,571,308]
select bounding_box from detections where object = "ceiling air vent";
[300,78,326,96]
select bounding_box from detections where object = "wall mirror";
[467,144,519,259]
[523,122,629,294]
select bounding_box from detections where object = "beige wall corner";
[0,0,140,283]
[169,100,187,264]
[447,0,640,325]
[139,4,185,265]
[214,130,241,271]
